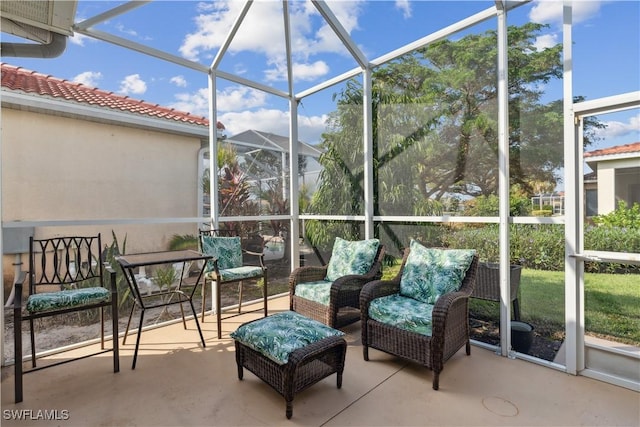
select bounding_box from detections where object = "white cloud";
[529,0,602,26]
[180,1,287,61]
[169,88,209,116]
[596,113,640,140]
[216,86,268,112]
[395,0,412,19]
[68,32,91,47]
[118,74,147,95]
[219,109,328,144]
[72,71,103,88]
[178,0,364,82]
[533,33,558,51]
[115,23,138,37]
[168,86,268,117]
[265,60,330,82]
[170,75,187,88]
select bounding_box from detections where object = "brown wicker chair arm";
[360,279,400,311]
[288,265,329,295]
[429,290,470,351]
[289,266,328,283]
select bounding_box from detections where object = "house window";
[586,189,598,217]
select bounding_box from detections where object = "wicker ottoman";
[231,311,347,419]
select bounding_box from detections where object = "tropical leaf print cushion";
[202,236,242,271]
[230,311,345,365]
[399,240,475,304]
[325,237,380,282]
[27,287,110,313]
[368,294,435,336]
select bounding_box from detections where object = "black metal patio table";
[116,249,212,369]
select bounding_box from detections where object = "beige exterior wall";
[595,157,640,215]
[2,107,204,291]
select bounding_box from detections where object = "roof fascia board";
[312,1,368,69]
[74,1,151,31]
[211,0,252,69]
[2,90,208,138]
[585,152,640,163]
[574,91,640,117]
[75,27,209,74]
[371,6,498,67]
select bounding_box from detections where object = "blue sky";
[2,0,638,150]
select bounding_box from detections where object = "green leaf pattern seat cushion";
[204,266,263,282]
[400,240,476,304]
[368,294,435,336]
[26,287,110,313]
[325,237,380,282]
[293,280,333,306]
[230,311,345,365]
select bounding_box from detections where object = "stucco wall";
[596,158,640,215]
[2,107,204,292]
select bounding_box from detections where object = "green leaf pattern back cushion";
[230,311,345,365]
[202,236,242,271]
[325,237,380,282]
[400,240,475,304]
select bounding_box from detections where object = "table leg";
[132,308,145,370]
[188,298,206,348]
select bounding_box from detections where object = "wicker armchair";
[289,238,385,328]
[360,241,478,390]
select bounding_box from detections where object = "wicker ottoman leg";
[235,341,244,380]
[286,401,293,419]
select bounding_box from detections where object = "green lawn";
[383,261,640,345]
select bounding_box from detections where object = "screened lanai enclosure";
[1,0,639,392]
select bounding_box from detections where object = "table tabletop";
[116,249,212,269]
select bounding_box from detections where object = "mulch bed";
[470,318,563,362]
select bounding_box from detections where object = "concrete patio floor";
[1,295,638,426]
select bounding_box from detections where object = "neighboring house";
[0,63,223,290]
[224,129,324,197]
[584,142,640,216]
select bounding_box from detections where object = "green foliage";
[154,266,177,292]
[584,225,640,273]
[168,234,198,251]
[442,223,640,273]
[101,231,132,310]
[592,201,640,229]
[462,186,531,217]
[532,210,553,216]
[306,22,590,252]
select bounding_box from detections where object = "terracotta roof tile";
[584,141,640,158]
[1,63,225,130]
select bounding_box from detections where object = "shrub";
[443,222,639,273]
[532,209,553,217]
[592,201,640,229]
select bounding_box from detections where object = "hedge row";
[440,224,640,273]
